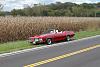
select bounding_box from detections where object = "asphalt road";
[0,36,100,67]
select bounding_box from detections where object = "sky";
[0,0,100,11]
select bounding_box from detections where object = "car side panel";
[54,32,66,41]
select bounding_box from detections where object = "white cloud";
[2,0,40,11]
[54,0,97,4]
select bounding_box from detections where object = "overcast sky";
[0,0,100,11]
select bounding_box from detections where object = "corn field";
[0,16,100,43]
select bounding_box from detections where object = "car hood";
[30,34,49,38]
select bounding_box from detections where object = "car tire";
[46,39,52,45]
[66,36,71,41]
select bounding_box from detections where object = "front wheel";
[46,39,52,45]
[66,36,71,41]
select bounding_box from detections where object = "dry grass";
[0,16,100,43]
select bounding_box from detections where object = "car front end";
[28,37,45,44]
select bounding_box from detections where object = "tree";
[0,4,5,16]
[1,2,99,17]
[11,9,17,16]
[0,4,3,11]
[65,10,73,16]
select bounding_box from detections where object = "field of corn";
[0,16,100,43]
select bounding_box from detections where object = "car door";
[54,32,65,41]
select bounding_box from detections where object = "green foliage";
[0,11,5,16]
[75,30,100,40]
[0,41,43,54]
[11,9,25,16]
[0,2,100,17]
[12,2,99,17]
[0,4,5,16]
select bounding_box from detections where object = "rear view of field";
[0,17,100,43]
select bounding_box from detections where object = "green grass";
[0,41,43,54]
[0,30,100,54]
[75,30,100,40]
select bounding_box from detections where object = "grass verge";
[0,30,100,54]
[0,41,43,54]
[75,30,100,39]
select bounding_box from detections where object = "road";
[0,36,100,67]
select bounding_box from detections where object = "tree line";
[0,2,100,17]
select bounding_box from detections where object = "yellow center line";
[24,44,100,67]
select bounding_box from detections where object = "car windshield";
[42,29,55,34]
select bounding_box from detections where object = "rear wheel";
[46,39,52,45]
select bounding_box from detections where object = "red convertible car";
[29,29,75,45]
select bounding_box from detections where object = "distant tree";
[24,7,33,16]
[3,2,100,17]
[11,9,17,16]
[0,4,5,16]
[65,10,73,16]
[0,4,3,10]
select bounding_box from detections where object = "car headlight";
[39,38,43,41]
[34,38,39,41]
